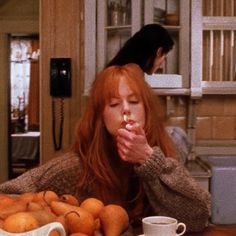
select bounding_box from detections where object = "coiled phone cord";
[52,97,64,151]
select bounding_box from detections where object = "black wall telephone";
[50,58,71,97]
[50,58,71,151]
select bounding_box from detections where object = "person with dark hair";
[107,24,174,74]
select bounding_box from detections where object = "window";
[10,36,40,133]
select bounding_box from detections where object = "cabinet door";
[84,0,142,94]
[144,0,190,91]
[84,0,190,95]
[191,0,236,96]
[96,0,142,72]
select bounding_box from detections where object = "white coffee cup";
[142,216,186,236]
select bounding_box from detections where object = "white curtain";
[10,39,31,126]
[10,38,40,132]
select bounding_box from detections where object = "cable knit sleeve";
[0,152,82,199]
[134,146,211,233]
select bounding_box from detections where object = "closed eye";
[128,94,140,104]
[129,100,139,104]
[109,99,121,107]
[109,103,119,107]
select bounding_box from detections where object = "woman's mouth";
[122,114,135,127]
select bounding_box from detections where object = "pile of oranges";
[0,191,129,236]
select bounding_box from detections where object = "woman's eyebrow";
[127,93,138,98]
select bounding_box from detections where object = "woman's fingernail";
[126,124,132,129]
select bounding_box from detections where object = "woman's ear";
[156,48,163,57]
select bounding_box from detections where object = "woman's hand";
[116,123,153,165]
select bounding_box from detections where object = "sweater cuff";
[134,146,166,180]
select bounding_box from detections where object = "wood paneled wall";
[0,34,10,181]
[0,0,39,181]
[40,0,84,163]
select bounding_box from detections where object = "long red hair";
[73,63,178,217]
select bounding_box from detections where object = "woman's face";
[103,77,145,137]
[151,53,166,74]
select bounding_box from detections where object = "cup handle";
[176,222,186,236]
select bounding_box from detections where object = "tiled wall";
[159,96,188,131]
[196,95,236,140]
[159,95,236,142]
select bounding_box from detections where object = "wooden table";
[186,225,236,236]
[133,225,236,236]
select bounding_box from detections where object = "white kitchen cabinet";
[84,0,142,95]
[191,0,236,97]
[96,0,142,72]
[84,0,191,96]
[143,0,190,95]
[85,0,236,96]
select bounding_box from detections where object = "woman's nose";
[123,110,130,117]
[122,101,130,114]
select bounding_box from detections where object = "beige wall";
[0,34,9,181]
[165,95,236,156]
[196,95,236,140]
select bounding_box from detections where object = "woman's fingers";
[125,122,144,135]
[116,126,152,164]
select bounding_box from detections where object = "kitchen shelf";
[202,81,236,95]
[105,25,132,30]
[152,88,190,96]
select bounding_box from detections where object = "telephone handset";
[50,58,71,151]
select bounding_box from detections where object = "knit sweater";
[0,147,211,233]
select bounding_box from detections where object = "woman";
[107,24,174,74]
[107,23,190,164]
[0,64,210,233]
